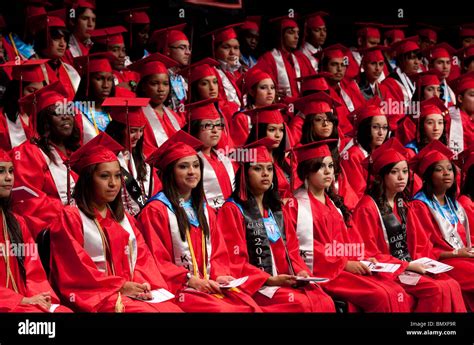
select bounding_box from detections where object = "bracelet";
[452,249,459,256]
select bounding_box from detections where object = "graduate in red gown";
[357,46,390,101]
[352,138,466,312]
[285,139,413,312]
[232,68,276,147]
[104,97,161,216]
[129,53,185,157]
[50,133,182,312]
[138,131,261,312]
[217,138,336,312]
[186,99,236,210]
[254,16,312,104]
[243,104,297,199]
[299,12,328,73]
[340,96,389,199]
[426,44,457,107]
[11,82,80,238]
[0,149,71,313]
[457,146,474,227]
[449,73,474,153]
[319,44,366,136]
[62,0,96,66]
[295,92,359,211]
[410,140,474,310]
[0,59,48,151]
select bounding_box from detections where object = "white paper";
[258,286,280,299]
[411,257,454,274]
[360,261,401,273]
[49,304,60,313]
[295,276,330,283]
[398,271,421,286]
[128,289,175,304]
[219,276,249,289]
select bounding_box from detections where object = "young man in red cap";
[426,43,457,106]
[254,15,312,103]
[149,24,190,111]
[449,73,474,152]
[346,23,382,80]
[238,16,261,70]
[319,44,365,136]
[299,11,328,73]
[458,46,474,73]
[62,0,96,66]
[120,7,150,62]
[357,46,389,100]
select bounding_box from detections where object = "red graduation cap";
[349,96,386,128]
[317,44,349,61]
[354,22,382,39]
[103,97,149,127]
[391,35,420,56]
[238,67,274,95]
[456,45,474,61]
[185,98,221,121]
[0,59,49,83]
[295,73,331,93]
[459,23,474,38]
[203,23,243,58]
[241,103,287,126]
[68,132,124,174]
[304,11,328,29]
[290,139,337,164]
[0,149,11,163]
[358,45,388,64]
[426,43,456,61]
[454,146,474,176]
[366,137,408,175]
[293,91,341,115]
[383,24,407,42]
[74,52,115,75]
[26,5,47,19]
[419,96,449,119]
[409,139,454,177]
[127,52,177,79]
[120,7,150,25]
[412,69,443,87]
[449,71,474,95]
[149,23,188,55]
[72,0,96,9]
[179,58,218,85]
[91,26,127,46]
[240,16,261,33]
[268,15,299,31]
[416,23,441,42]
[146,130,203,171]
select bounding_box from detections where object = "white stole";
[62,62,81,93]
[6,115,27,148]
[197,150,235,209]
[68,35,83,58]
[395,67,415,105]
[143,105,181,147]
[294,189,315,271]
[40,147,74,205]
[167,207,212,276]
[337,82,355,112]
[443,79,456,107]
[271,48,301,97]
[215,67,241,107]
[81,113,99,144]
[80,208,137,274]
[448,106,464,154]
[300,42,319,72]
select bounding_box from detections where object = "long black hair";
[231,162,282,212]
[2,80,46,121]
[73,163,125,221]
[34,27,70,57]
[296,156,351,225]
[105,120,147,181]
[160,156,210,241]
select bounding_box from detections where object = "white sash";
[81,113,99,144]
[351,50,362,66]
[68,35,83,58]
[198,150,235,209]
[395,67,415,105]
[448,106,464,154]
[40,147,74,205]
[167,207,212,276]
[443,80,456,107]
[62,62,81,93]
[300,42,319,72]
[6,115,27,148]
[271,49,301,97]
[426,200,471,250]
[294,189,315,271]
[216,67,241,107]
[143,105,181,147]
[80,209,137,274]
[337,82,355,112]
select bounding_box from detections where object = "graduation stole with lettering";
[227,197,292,276]
[1,210,19,293]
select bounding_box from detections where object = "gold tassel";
[115,292,125,313]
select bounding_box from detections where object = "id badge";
[263,217,281,243]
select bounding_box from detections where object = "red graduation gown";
[11,142,78,238]
[380,76,409,130]
[201,151,235,202]
[285,191,412,312]
[353,196,466,312]
[137,200,261,312]
[113,69,140,85]
[335,165,360,212]
[411,200,474,310]
[0,110,32,151]
[50,206,182,312]
[340,143,368,199]
[0,213,71,312]
[217,201,336,312]
[458,195,473,228]
[229,111,251,147]
[460,109,474,150]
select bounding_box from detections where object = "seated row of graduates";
[1,108,473,311]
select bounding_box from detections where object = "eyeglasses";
[313,116,334,125]
[168,45,192,53]
[200,123,225,130]
[371,124,389,132]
